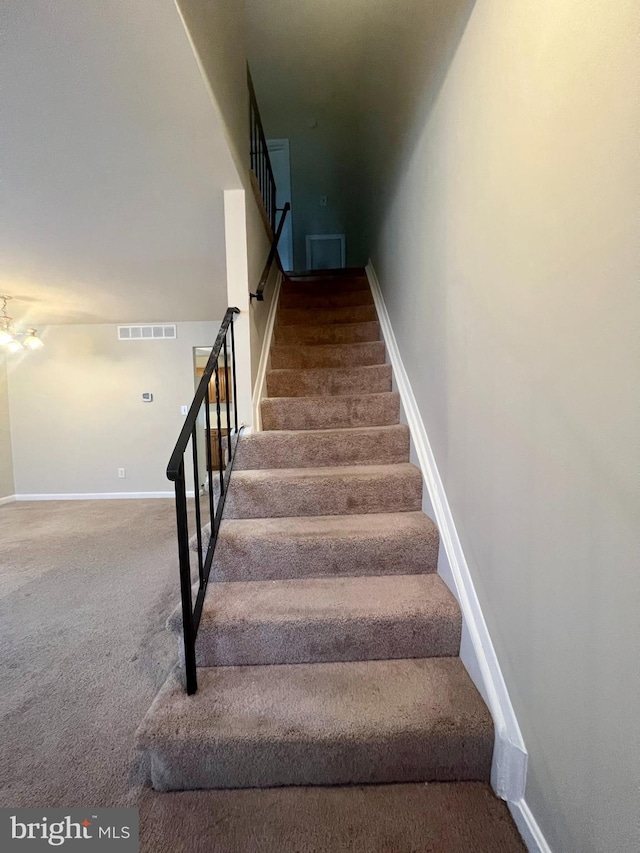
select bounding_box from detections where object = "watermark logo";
[1,809,138,850]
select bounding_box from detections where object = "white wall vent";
[117,324,177,341]
[306,234,346,270]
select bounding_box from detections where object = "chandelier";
[0,296,44,352]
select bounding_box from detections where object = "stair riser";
[273,321,381,346]
[278,304,378,326]
[279,289,373,309]
[261,393,400,430]
[270,341,386,369]
[266,365,392,397]
[234,426,410,470]
[147,734,492,791]
[193,614,461,667]
[284,277,369,294]
[224,470,422,519]
[198,519,440,582]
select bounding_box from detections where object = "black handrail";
[250,202,291,302]
[167,307,241,694]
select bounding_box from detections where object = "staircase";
[137,269,494,792]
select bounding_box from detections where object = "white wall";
[364,2,640,851]
[0,359,15,499]
[8,322,220,496]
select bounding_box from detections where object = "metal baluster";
[223,332,232,465]
[253,112,258,175]
[191,424,203,587]
[175,462,197,694]
[204,385,215,525]
[272,181,277,232]
[214,361,224,497]
[249,103,254,171]
[230,320,239,435]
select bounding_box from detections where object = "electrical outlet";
[118,468,126,479]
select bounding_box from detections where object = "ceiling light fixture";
[23,329,44,350]
[0,296,44,353]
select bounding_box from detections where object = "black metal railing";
[248,65,277,232]
[166,308,241,695]
[250,201,291,302]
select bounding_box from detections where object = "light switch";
[142,392,153,402]
[320,195,327,207]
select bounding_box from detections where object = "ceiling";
[245,0,391,125]
[0,0,241,326]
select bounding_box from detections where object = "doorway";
[266,138,293,271]
[193,347,234,487]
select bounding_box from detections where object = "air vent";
[118,324,177,341]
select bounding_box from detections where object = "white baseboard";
[13,491,191,501]
[366,262,533,809]
[0,494,16,506]
[509,799,553,853]
[251,272,283,431]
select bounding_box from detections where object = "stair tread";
[279,290,373,308]
[230,461,420,482]
[271,341,386,370]
[271,341,384,351]
[261,392,400,430]
[225,463,422,519]
[235,425,409,470]
[273,320,381,346]
[266,364,392,397]
[137,656,492,749]
[174,574,459,631]
[267,364,389,378]
[240,424,408,440]
[206,511,439,581]
[278,305,377,326]
[265,390,396,399]
[168,574,461,666]
[217,510,437,539]
[283,278,370,293]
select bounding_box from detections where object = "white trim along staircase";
[137,270,504,798]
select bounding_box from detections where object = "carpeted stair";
[137,269,494,794]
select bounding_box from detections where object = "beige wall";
[8,322,220,496]
[2,0,236,326]
[176,0,275,402]
[0,358,14,499]
[364,1,640,851]
[249,264,280,390]
[245,0,369,270]
[175,0,249,180]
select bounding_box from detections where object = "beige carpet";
[138,272,497,792]
[0,499,525,851]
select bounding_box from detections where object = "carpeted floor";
[0,499,525,852]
